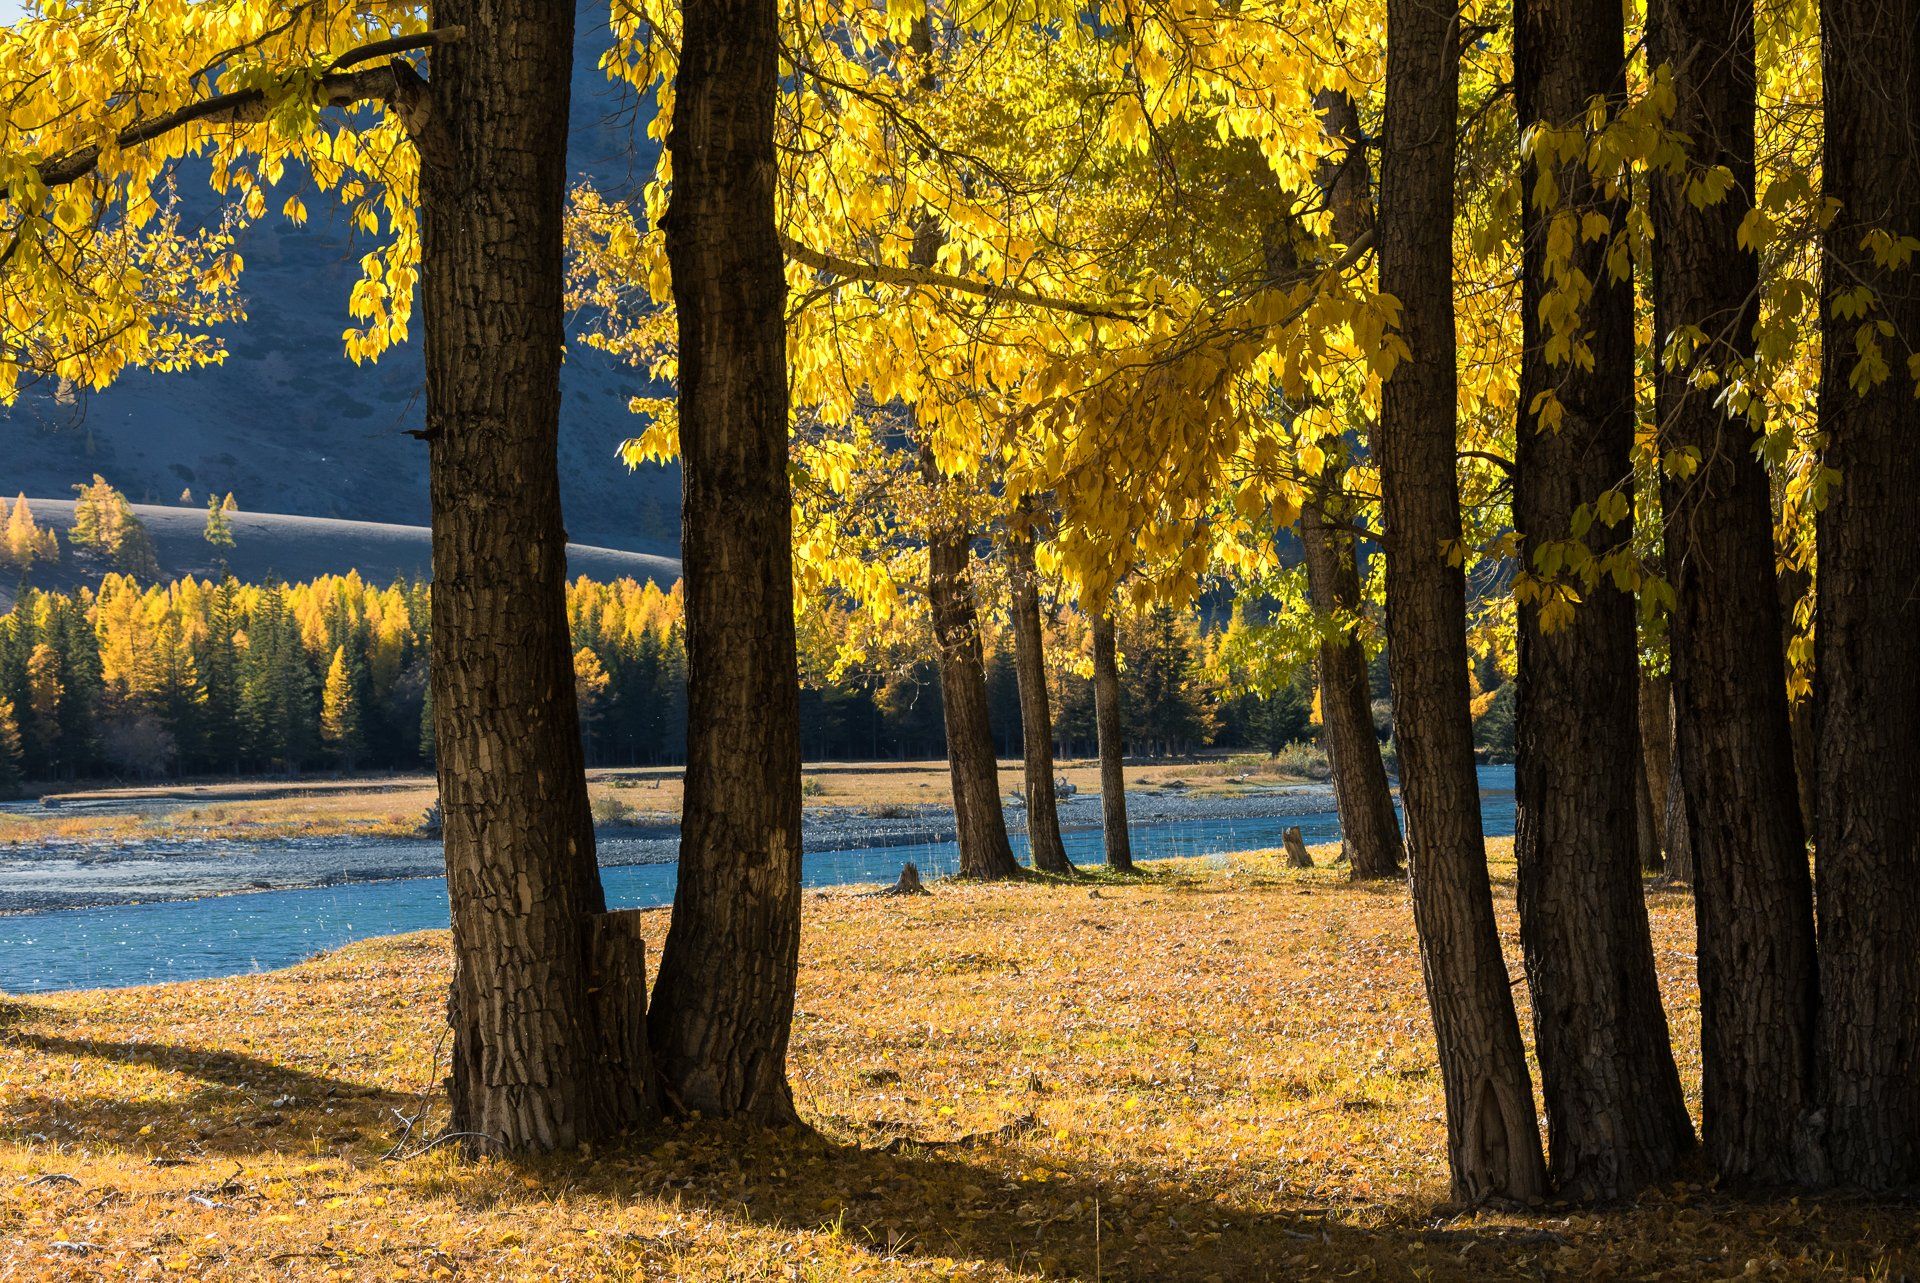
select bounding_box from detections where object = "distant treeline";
[0,572,1346,787]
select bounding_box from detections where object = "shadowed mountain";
[0,498,680,613]
[0,6,677,556]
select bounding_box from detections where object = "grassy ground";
[1,756,1312,845]
[3,843,1907,1281]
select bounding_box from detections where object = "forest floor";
[6,842,1902,1281]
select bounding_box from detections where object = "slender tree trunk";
[1303,89,1403,883]
[1303,497,1405,881]
[1639,671,1672,868]
[1634,756,1662,874]
[1091,609,1134,872]
[647,0,804,1122]
[1663,714,1695,884]
[1511,0,1693,1200]
[1777,565,1817,836]
[422,0,653,1152]
[1379,0,1546,1205]
[1815,0,1920,1189]
[1647,0,1820,1185]
[928,504,1020,879]
[1007,519,1073,875]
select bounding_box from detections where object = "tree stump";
[1282,826,1315,869]
[885,862,930,895]
[586,909,659,1126]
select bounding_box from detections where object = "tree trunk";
[1382,0,1543,1206]
[1302,89,1404,883]
[1303,496,1405,881]
[1379,0,1546,1205]
[1511,0,1693,1200]
[421,0,650,1152]
[1663,714,1695,884]
[1638,671,1672,867]
[1007,519,1073,875]
[1091,609,1134,872]
[1814,0,1920,1189]
[1634,755,1662,875]
[1647,0,1820,1186]
[928,512,1020,879]
[1777,564,1817,836]
[647,0,804,1122]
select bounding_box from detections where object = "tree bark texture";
[928,509,1021,879]
[1008,521,1074,875]
[1091,610,1135,872]
[1303,494,1406,881]
[1511,0,1693,1200]
[647,0,805,1122]
[1639,671,1673,867]
[1663,716,1695,884]
[1379,0,1547,1203]
[1814,0,1920,1189]
[420,0,648,1152]
[1647,0,1820,1185]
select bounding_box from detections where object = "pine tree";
[204,494,235,551]
[320,645,364,769]
[0,694,23,792]
[5,495,57,572]
[25,642,62,778]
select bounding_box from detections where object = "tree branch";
[32,27,462,191]
[778,233,1143,321]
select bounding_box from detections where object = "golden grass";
[1,844,1911,1280]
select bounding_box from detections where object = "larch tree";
[1377,0,1546,1203]
[1646,0,1820,1185]
[1510,0,1692,1198]
[1813,0,1920,1190]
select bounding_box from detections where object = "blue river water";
[0,767,1514,993]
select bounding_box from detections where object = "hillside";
[0,5,680,556]
[0,498,679,612]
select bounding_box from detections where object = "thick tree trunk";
[1091,610,1134,872]
[928,514,1020,879]
[1814,0,1920,1189]
[647,0,804,1122]
[1511,0,1693,1200]
[1302,499,1405,881]
[1007,521,1073,875]
[1647,0,1820,1186]
[1379,0,1546,1204]
[421,0,652,1151]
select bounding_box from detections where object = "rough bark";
[1379,0,1547,1204]
[1007,519,1074,875]
[1295,91,1404,883]
[1647,0,1820,1185]
[647,0,804,1122]
[928,507,1021,879]
[1814,0,1920,1189]
[1634,757,1662,875]
[1091,610,1135,872]
[421,0,647,1151]
[1662,713,1695,884]
[1511,0,1693,1199]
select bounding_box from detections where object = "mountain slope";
[0,7,678,556]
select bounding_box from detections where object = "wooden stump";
[885,862,931,895]
[1282,826,1315,869]
[586,909,659,1126]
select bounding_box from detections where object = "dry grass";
[1,844,1912,1280]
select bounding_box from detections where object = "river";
[0,767,1514,993]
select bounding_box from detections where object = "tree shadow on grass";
[0,1029,414,1159]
